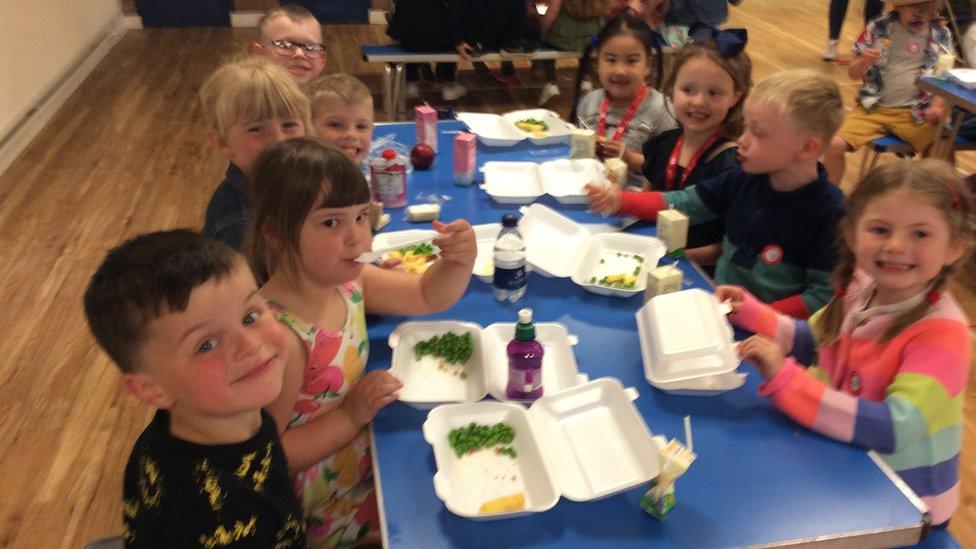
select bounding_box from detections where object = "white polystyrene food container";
[517,205,665,296]
[456,112,527,147]
[570,233,666,298]
[458,109,574,147]
[501,108,576,146]
[373,225,499,281]
[481,159,604,205]
[636,288,740,385]
[422,378,661,519]
[388,320,585,408]
[647,371,747,396]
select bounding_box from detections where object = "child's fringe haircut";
[749,69,844,142]
[200,57,312,138]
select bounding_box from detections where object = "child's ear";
[249,41,265,56]
[207,130,235,161]
[945,236,967,267]
[123,372,175,410]
[799,135,825,160]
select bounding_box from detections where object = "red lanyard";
[597,83,648,142]
[663,130,723,191]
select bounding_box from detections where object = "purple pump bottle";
[506,308,544,400]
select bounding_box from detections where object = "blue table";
[366,121,929,547]
[918,75,976,160]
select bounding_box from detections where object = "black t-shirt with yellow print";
[123,410,306,548]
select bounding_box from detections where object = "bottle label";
[509,367,541,393]
[494,265,525,291]
[370,163,407,208]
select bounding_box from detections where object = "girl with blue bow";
[587,23,751,267]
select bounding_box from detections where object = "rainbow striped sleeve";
[760,317,969,524]
[728,289,819,365]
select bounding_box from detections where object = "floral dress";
[268,281,379,548]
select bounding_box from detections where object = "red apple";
[411,143,435,169]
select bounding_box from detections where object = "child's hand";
[340,371,403,427]
[923,101,946,125]
[737,335,785,380]
[595,136,623,160]
[585,183,622,215]
[714,285,745,313]
[861,48,882,64]
[432,219,477,268]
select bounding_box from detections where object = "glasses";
[268,38,326,59]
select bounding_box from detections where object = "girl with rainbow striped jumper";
[717,159,974,526]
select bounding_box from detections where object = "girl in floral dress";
[246,137,477,547]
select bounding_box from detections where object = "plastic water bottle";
[493,213,527,302]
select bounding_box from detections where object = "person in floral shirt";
[247,137,477,547]
[823,0,952,184]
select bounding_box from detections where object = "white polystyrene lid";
[538,158,604,203]
[526,378,660,501]
[480,322,586,402]
[388,320,487,407]
[636,288,739,384]
[481,162,543,203]
[422,401,560,519]
[457,112,525,146]
[518,203,591,278]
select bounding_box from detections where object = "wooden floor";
[0,1,974,547]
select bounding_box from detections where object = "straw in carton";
[640,415,697,519]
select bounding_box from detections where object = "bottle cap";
[501,213,518,228]
[381,149,396,160]
[515,308,535,341]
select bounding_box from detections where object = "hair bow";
[688,23,748,58]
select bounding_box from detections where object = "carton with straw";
[640,416,697,518]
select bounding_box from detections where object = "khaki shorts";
[837,105,939,153]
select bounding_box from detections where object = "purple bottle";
[506,308,544,400]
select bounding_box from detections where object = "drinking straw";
[684,415,693,453]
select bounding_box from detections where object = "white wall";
[0,0,121,139]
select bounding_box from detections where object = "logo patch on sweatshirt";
[760,244,783,265]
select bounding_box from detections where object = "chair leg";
[858,147,879,181]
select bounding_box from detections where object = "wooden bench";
[361,44,582,120]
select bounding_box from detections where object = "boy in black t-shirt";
[84,230,305,548]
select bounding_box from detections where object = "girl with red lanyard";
[575,12,677,188]
[587,23,752,267]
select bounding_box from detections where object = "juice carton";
[414,105,438,152]
[453,132,477,186]
[657,208,689,254]
[644,265,683,302]
[570,129,596,159]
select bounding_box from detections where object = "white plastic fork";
[355,236,435,263]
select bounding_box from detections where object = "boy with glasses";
[251,5,327,91]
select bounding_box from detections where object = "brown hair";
[662,40,753,138]
[748,69,844,143]
[199,57,311,138]
[818,159,975,345]
[84,230,240,373]
[310,73,374,120]
[258,5,320,42]
[246,137,372,285]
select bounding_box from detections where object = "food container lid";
[636,289,739,384]
[518,204,591,278]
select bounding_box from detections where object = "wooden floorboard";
[0,2,973,546]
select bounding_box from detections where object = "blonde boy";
[587,69,846,318]
[200,57,310,250]
[823,0,951,183]
[310,73,375,165]
[251,5,327,90]
[83,230,305,547]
